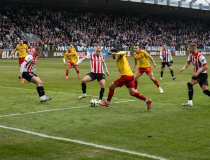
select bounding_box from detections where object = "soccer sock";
[134,80,138,90]
[37,86,45,97]
[66,69,69,76]
[161,71,163,78]
[76,69,79,74]
[152,79,160,88]
[203,90,210,96]
[82,83,86,94]
[99,88,105,100]
[107,88,114,102]
[187,82,193,100]
[170,70,174,77]
[132,92,147,101]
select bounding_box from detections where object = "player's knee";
[82,79,86,83]
[187,82,193,88]
[37,80,43,86]
[130,91,135,96]
[109,84,115,89]
[100,84,105,88]
[134,77,138,81]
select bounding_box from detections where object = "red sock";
[107,88,114,101]
[132,92,147,101]
[66,69,69,76]
[134,80,138,89]
[152,79,160,88]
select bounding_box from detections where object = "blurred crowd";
[0,7,210,50]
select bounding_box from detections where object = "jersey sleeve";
[24,55,33,63]
[14,45,18,52]
[199,55,207,66]
[187,54,191,62]
[143,50,150,58]
[160,51,163,59]
[25,45,29,52]
[85,54,91,60]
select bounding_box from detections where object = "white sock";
[66,76,68,78]
[83,93,87,96]
[145,99,148,102]
[40,95,45,99]
[106,100,110,104]
[188,100,192,104]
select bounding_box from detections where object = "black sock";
[170,70,174,77]
[82,83,86,94]
[99,88,105,100]
[187,82,193,100]
[161,71,163,77]
[37,86,44,97]
[203,90,210,96]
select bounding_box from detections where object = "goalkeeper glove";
[171,60,173,63]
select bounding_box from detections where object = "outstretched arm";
[180,61,190,72]
[149,55,156,67]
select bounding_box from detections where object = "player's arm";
[193,56,208,77]
[160,50,163,59]
[63,53,67,65]
[75,54,90,65]
[75,53,79,62]
[18,55,32,79]
[149,55,156,67]
[169,50,173,63]
[180,62,190,72]
[8,47,18,60]
[132,57,137,73]
[102,58,109,76]
[26,45,29,55]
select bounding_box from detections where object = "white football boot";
[77,94,87,100]
[159,87,163,93]
[40,96,53,102]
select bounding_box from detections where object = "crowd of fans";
[0,7,210,50]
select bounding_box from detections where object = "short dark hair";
[189,43,197,48]
[19,39,23,41]
[35,47,42,51]
[134,43,142,48]
[111,48,119,52]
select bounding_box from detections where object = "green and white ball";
[90,99,98,107]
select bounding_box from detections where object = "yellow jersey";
[14,44,28,58]
[64,48,78,63]
[134,50,150,68]
[116,54,133,76]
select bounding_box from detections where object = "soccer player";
[160,44,175,80]
[63,44,80,79]
[18,47,52,102]
[180,43,210,107]
[76,46,109,102]
[8,39,29,83]
[132,44,163,93]
[99,49,152,110]
[29,44,35,55]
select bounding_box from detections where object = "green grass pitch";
[0,56,210,160]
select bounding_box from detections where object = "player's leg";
[66,64,71,80]
[160,63,165,80]
[74,65,80,79]
[149,73,163,93]
[182,78,198,106]
[78,74,93,100]
[30,76,52,102]
[134,71,142,92]
[98,78,105,102]
[168,65,175,80]
[202,84,210,96]
[19,58,25,83]
[200,74,210,97]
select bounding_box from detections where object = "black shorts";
[192,73,208,87]
[87,72,105,82]
[161,62,172,68]
[22,72,37,82]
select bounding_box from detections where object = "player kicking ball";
[99,49,152,110]
[18,47,52,102]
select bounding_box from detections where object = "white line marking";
[0,125,167,160]
[0,86,135,102]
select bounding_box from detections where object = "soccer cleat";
[99,101,110,107]
[65,76,68,80]
[182,102,193,107]
[77,94,87,100]
[160,77,163,80]
[78,75,81,79]
[159,87,163,93]
[40,96,53,102]
[147,99,152,110]
[172,77,176,80]
[21,79,25,83]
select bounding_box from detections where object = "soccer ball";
[90,99,98,107]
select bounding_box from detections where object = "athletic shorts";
[67,62,77,67]
[137,67,153,75]
[192,73,208,87]
[87,72,105,82]
[113,75,135,88]
[161,62,172,68]
[22,72,37,82]
[19,57,25,66]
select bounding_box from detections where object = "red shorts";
[68,62,77,67]
[137,67,153,75]
[19,57,25,66]
[113,75,135,88]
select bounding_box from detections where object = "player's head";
[188,43,197,54]
[19,39,23,45]
[162,44,167,50]
[95,46,101,56]
[111,48,119,59]
[67,46,71,52]
[30,44,33,48]
[34,47,42,56]
[70,44,73,49]
[134,44,140,53]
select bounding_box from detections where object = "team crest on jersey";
[138,59,142,63]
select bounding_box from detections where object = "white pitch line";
[0,86,135,102]
[0,125,167,160]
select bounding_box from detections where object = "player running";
[63,44,80,79]
[99,49,152,110]
[8,39,29,83]
[76,46,109,102]
[132,44,163,93]
[180,43,210,107]
[160,44,175,80]
[18,47,52,102]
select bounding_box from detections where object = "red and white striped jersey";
[20,54,38,73]
[187,52,207,73]
[29,48,35,55]
[160,49,172,62]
